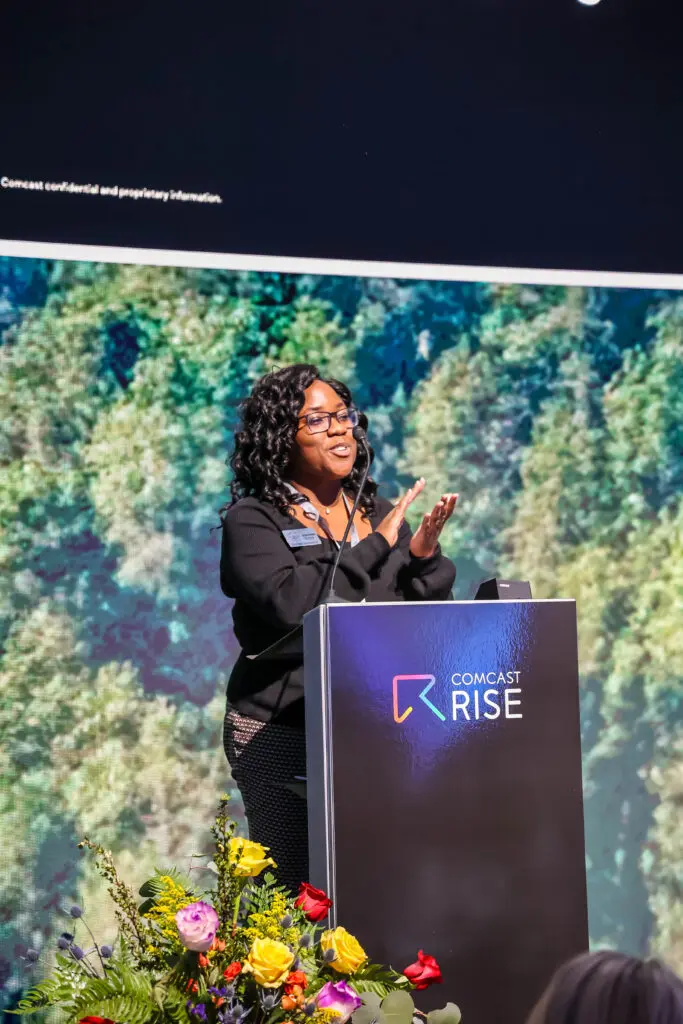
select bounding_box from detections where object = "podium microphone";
[325,425,371,604]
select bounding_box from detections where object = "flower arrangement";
[15,798,461,1024]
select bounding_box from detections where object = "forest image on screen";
[0,257,681,1006]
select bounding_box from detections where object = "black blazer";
[220,494,456,727]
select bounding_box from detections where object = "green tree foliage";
[0,261,681,1006]
[401,284,683,961]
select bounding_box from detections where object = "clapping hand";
[409,492,458,559]
[376,478,427,549]
[376,480,457,558]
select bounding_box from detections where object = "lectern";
[304,600,587,1024]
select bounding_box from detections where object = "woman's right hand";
[376,478,426,548]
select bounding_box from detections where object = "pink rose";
[175,901,220,952]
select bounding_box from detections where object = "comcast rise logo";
[392,675,445,723]
[392,671,524,724]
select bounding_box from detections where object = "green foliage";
[0,257,681,1004]
[242,872,291,917]
[12,802,432,1024]
[138,867,197,912]
[350,964,411,999]
[427,1003,462,1024]
[351,990,462,1024]
[13,960,182,1024]
[13,975,67,1014]
[210,796,240,941]
[374,989,414,1024]
[79,838,155,963]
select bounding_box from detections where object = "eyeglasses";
[298,408,360,435]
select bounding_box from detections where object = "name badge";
[282,527,322,548]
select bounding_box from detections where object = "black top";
[220,494,456,728]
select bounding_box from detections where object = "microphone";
[251,425,370,663]
[325,425,371,604]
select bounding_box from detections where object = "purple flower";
[100,945,113,959]
[187,1002,207,1022]
[316,981,363,1024]
[70,945,85,960]
[25,949,39,963]
[57,937,70,950]
[175,901,219,952]
[69,905,83,918]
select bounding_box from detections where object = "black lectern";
[304,600,587,1024]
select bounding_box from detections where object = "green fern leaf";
[72,994,155,1024]
[139,867,195,899]
[162,984,193,1024]
[353,980,402,999]
[242,873,291,916]
[10,978,64,1013]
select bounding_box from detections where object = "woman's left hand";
[409,493,458,559]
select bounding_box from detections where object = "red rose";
[294,883,333,923]
[223,961,242,981]
[284,970,308,994]
[403,950,442,990]
[79,1018,115,1024]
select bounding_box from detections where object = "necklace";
[311,491,344,516]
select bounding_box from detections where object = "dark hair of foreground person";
[527,950,683,1024]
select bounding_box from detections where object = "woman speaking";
[219,364,457,892]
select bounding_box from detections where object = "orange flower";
[281,996,297,1012]
[198,953,210,969]
[284,970,308,994]
[185,980,199,994]
[211,938,226,952]
[223,961,242,982]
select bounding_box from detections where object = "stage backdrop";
[0,256,682,1008]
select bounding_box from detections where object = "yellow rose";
[243,937,295,987]
[228,837,276,877]
[320,926,367,974]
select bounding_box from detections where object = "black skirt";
[223,703,309,895]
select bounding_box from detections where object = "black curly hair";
[220,363,377,521]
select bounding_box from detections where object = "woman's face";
[289,380,358,483]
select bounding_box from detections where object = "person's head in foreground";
[527,951,683,1024]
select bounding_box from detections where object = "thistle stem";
[81,918,107,974]
[72,951,99,978]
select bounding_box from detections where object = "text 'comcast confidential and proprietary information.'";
[1,176,223,204]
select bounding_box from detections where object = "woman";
[219,363,457,892]
[527,951,683,1024]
